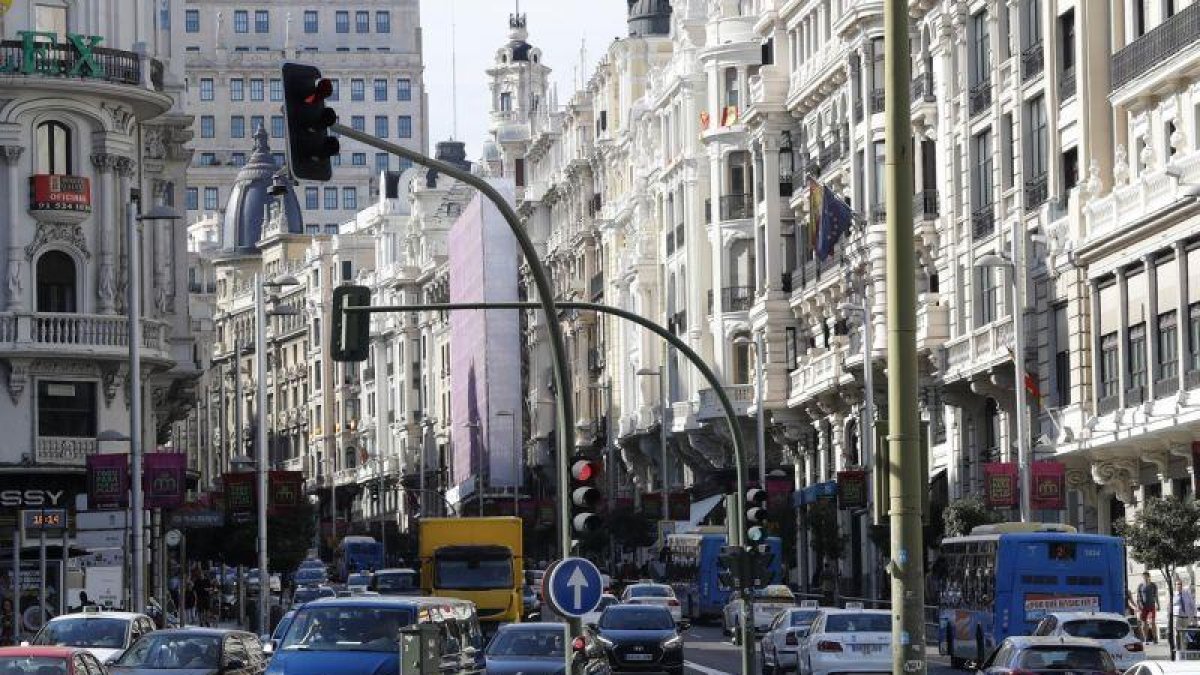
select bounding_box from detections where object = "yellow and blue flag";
[807,177,854,260]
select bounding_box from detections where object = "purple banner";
[87,454,128,510]
[144,453,186,509]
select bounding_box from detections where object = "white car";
[30,608,156,663]
[1032,611,1146,670]
[797,608,891,675]
[620,583,684,625]
[761,605,822,674]
[581,593,618,628]
[1126,661,1200,675]
[723,585,797,642]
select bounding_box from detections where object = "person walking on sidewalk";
[1175,578,1196,630]
[1139,571,1160,643]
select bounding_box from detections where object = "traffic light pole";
[348,299,756,673]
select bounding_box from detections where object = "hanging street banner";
[144,453,186,509]
[269,471,304,515]
[1031,461,1066,511]
[985,462,1019,508]
[86,454,128,510]
[223,472,255,524]
[836,470,868,510]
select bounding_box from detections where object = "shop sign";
[1030,461,1066,510]
[984,462,1018,508]
[29,175,91,214]
[1,31,105,77]
[837,470,868,510]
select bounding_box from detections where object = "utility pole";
[884,0,926,673]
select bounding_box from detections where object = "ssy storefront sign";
[223,472,254,524]
[269,471,304,515]
[984,462,1019,508]
[836,470,868,510]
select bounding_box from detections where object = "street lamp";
[976,239,1031,523]
[97,430,132,610]
[495,411,520,515]
[635,363,670,522]
[733,333,768,487]
[837,299,876,598]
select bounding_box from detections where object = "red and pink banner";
[984,462,1019,508]
[1031,461,1066,511]
[144,453,186,509]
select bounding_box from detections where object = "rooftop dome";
[221,127,304,253]
[628,0,672,37]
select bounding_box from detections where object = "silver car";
[761,605,822,674]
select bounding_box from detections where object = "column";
[1116,268,1129,410]
[1176,242,1189,387]
[1145,254,1159,401]
[760,132,785,294]
[90,153,118,314]
[1,146,25,312]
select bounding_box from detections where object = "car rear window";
[1062,619,1130,640]
[1016,646,1115,671]
[824,614,890,633]
[630,586,671,597]
[790,610,819,627]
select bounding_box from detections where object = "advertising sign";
[837,470,868,510]
[985,462,1019,508]
[87,454,128,510]
[223,472,254,524]
[1023,593,1100,621]
[84,566,123,609]
[144,453,186,509]
[269,471,304,515]
[1031,461,1066,510]
[28,174,91,213]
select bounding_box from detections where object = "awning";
[687,494,724,529]
[793,480,837,507]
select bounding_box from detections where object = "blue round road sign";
[545,557,604,618]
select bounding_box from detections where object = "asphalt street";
[681,624,963,675]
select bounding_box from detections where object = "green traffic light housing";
[745,487,769,543]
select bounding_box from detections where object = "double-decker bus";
[664,531,784,622]
[936,523,1125,668]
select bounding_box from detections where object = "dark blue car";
[484,623,611,675]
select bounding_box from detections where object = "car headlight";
[662,635,684,650]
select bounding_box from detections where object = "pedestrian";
[1138,571,1160,643]
[193,570,211,627]
[1175,578,1197,630]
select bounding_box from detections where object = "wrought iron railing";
[719,194,753,220]
[1112,1,1200,90]
[1097,394,1120,416]
[911,72,935,102]
[969,80,992,117]
[1059,65,1077,100]
[869,88,886,113]
[972,205,996,238]
[915,189,939,218]
[1021,43,1044,81]
[1024,174,1049,210]
[707,286,755,313]
[0,39,164,91]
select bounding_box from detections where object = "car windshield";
[296,570,325,583]
[281,606,412,652]
[435,559,512,590]
[824,614,891,633]
[596,597,617,611]
[293,587,336,604]
[1062,619,1130,640]
[346,574,370,586]
[600,607,675,630]
[272,614,295,641]
[0,657,68,675]
[34,618,128,648]
[1016,646,1114,671]
[790,610,820,627]
[629,586,671,598]
[114,634,222,669]
[486,628,566,658]
[373,572,416,593]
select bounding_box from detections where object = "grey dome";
[628,0,671,37]
[221,126,304,252]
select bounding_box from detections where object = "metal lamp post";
[838,298,876,599]
[977,236,1031,523]
[734,334,768,487]
[635,365,670,522]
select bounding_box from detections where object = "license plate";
[625,654,654,661]
[852,645,882,654]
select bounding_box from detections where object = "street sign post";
[544,557,604,619]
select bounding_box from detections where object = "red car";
[0,646,108,675]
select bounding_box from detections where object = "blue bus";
[335,536,385,580]
[665,532,784,622]
[936,523,1125,668]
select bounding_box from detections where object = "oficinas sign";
[1,31,106,77]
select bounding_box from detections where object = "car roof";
[816,608,890,616]
[374,568,416,574]
[300,595,473,609]
[149,628,252,638]
[0,646,81,658]
[606,604,671,613]
[1003,636,1105,648]
[1145,663,1200,674]
[49,611,143,621]
[496,623,566,633]
[1042,612,1127,623]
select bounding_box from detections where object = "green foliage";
[807,500,844,563]
[941,495,1002,538]
[182,501,317,572]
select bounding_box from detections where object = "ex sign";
[544,557,604,619]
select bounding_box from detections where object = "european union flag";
[808,177,854,261]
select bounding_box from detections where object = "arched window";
[36,251,76,313]
[345,446,357,469]
[35,120,72,175]
[731,331,751,384]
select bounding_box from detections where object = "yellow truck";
[418,516,524,629]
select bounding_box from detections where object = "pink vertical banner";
[144,453,186,509]
[1030,461,1066,510]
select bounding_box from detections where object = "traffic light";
[570,453,602,534]
[281,62,340,181]
[717,545,745,590]
[745,488,769,544]
[331,284,371,362]
[745,543,774,588]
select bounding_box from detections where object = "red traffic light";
[572,459,598,483]
[306,77,334,103]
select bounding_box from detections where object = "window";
[351,79,364,101]
[343,187,357,210]
[971,10,991,85]
[374,79,387,101]
[250,79,264,101]
[1133,0,1147,38]
[230,115,245,139]
[272,152,285,166]
[397,78,411,101]
[1191,302,1200,373]
[304,10,318,33]
[1002,113,1016,188]
[35,120,72,175]
[1060,10,1075,73]
[204,187,218,210]
[724,67,739,109]
[324,187,338,209]
[233,10,248,33]
[1063,147,1079,193]
[1159,311,1179,383]
[305,187,319,210]
[375,116,388,138]
[335,10,349,32]
[1021,0,1041,49]
[376,10,390,33]
[972,129,994,212]
[351,116,365,132]
[198,153,216,166]
[249,116,264,135]
[186,187,198,210]
[1027,95,1048,178]
[398,116,412,138]
[328,79,340,101]
[375,153,389,172]
[352,153,366,166]
[231,152,245,166]
[230,78,244,101]
[1129,323,1147,400]
[271,116,284,138]
[978,266,1000,326]
[1053,304,1071,405]
[1098,332,1119,401]
[499,92,512,111]
[185,9,199,32]
[356,11,369,33]
[255,10,269,33]
[270,78,282,102]
[199,78,214,101]
[200,115,214,138]
[37,251,76,313]
[342,261,353,281]
[37,381,97,438]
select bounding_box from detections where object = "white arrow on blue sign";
[545,556,605,618]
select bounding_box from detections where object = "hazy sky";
[420,0,628,160]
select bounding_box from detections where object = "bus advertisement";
[664,532,784,622]
[935,523,1125,668]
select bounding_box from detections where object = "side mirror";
[262,641,275,655]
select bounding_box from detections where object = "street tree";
[1119,496,1200,658]
[941,495,1001,537]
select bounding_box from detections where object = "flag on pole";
[808,177,854,260]
[1007,346,1043,403]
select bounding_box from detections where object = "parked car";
[1032,612,1146,670]
[592,604,683,675]
[0,646,108,675]
[291,568,326,587]
[619,583,684,626]
[485,622,610,675]
[760,605,822,674]
[109,628,267,675]
[797,608,891,675]
[31,609,157,664]
[976,636,1120,675]
[345,573,371,592]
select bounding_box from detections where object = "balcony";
[869,88,886,114]
[0,38,165,91]
[915,190,939,219]
[707,286,754,314]
[697,384,754,419]
[35,436,97,467]
[790,240,847,291]
[0,312,169,360]
[719,194,753,220]
[1187,369,1200,389]
[788,348,846,404]
[911,72,935,102]
[969,80,992,117]
[816,138,847,174]
[1020,43,1044,81]
[971,206,996,238]
[362,366,375,382]
[1126,385,1146,407]
[870,205,887,224]
[589,272,604,300]
[1024,174,1049,210]
[917,296,951,351]
[1097,394,1120,416]
[669,310,687,333]
[1112,1,1200,90]
[1156,375,1179,398]
[1059,65,1077,100]
[942,316,1014,381]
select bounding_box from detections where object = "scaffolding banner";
[984,462,1018,508]
[1031,461,1066,510]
